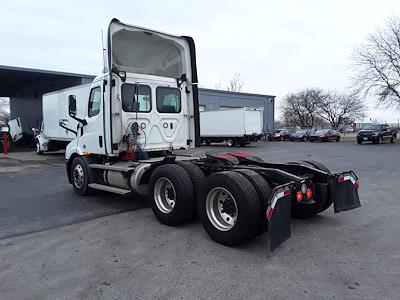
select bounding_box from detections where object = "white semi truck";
[200,107,263,146]
[59,19,361,250]
[33,85,90,154]
[0,117,23,152]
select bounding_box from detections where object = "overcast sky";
[1,0,400,122]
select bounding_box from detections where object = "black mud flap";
[328,171,361,213]
[266,184,292,251]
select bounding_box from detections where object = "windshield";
[362,124,381,130]
[315,129,329,134]
[295,129,307,134]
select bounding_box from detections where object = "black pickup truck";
[357,124,397,144]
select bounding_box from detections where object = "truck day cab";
[62,19,361,250]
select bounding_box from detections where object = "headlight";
[372,132,378,136]
[275,134,280,137]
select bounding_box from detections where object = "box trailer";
[56,19,360,251]
[200,108,263,146]
[33,85,90,154]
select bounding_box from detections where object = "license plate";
[363,137,368,140]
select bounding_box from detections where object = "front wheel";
[36,142,44,155]
[226,139,236,147]
[357,140,362,144]
[391,136,396,143]
[71,156,95,195]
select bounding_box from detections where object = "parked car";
[290,129,313,142]
[357,124,397,144]
[309,129,340,142]
[268,129,292,141]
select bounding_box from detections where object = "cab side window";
[88,87,101,117]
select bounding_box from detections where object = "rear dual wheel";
[150,162,205,226]
[197,171,267,246]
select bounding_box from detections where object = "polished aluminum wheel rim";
[154,177,176,213]
[206,187,238,231]
[73,164,85,189]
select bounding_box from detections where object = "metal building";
[1,65,275,134]
[198,88,275,133]
[0,65,94,132]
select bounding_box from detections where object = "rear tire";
[198,171,261,246]
[234,169,272,235]
[177,161,206,220]
[390,136,395,143]
[149,164,195,226]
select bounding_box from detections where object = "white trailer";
[200,108,263,146]
[57,19,360,251]
[34,85,90,154]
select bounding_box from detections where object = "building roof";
[199,88,275,99]
[0,65,95,96]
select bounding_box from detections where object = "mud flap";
[266,184,292,251]
[329,171,361,213]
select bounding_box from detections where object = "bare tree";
[0,97,10,123]
[282,88,326,128]
[227,72,244,92]
[352,16,400,109]
[214,81,223,90]
[317,91,366,129]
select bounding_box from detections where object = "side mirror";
[68,95,77,117]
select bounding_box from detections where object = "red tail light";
[296,191,303,202]
[306,188,313,199]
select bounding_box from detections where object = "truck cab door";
[78,83,105,154]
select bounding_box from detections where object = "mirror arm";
[71,116,87,126]
[59,121,77,136]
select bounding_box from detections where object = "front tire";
[198,171,261,246]
[226,139,235,147]
[149,164,195,226]
[36,142,44,155]
[71,156,95,195]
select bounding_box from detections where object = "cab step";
[88,183,131,195]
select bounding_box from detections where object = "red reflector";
[354,182,359,189]
[267,207,273,220]
[306,188,313,199]
[296,191,303,202]
[338,175,345,183]
[283,188,291,196]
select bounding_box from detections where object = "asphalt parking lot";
[1,141,400,299]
